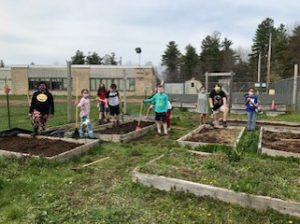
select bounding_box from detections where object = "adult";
[97,83,109,124]
[29,81,54,135]
[209,83,228,127]
[144,85,169,135]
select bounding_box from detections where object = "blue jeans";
[79,116,94,138]
[247,111,256,131]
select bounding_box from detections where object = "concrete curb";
[258,127,300,159]
[132,170,300,218]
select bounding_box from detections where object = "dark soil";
[185,127,241,144]
[95,120,154,135]
[0,136,83,157]
[263,131,300,153]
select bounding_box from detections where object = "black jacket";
[29,91,55,115]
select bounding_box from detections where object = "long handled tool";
[72,77,80,138]
[135,101,144,131]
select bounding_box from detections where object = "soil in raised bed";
[185,127,241,144]
[263,131,300,153]
[0,136,83,157]
[95,120,154,135]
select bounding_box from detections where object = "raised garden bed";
[94,120,155,142]
[134,150,300,218]
[0,134,99,161]
[259,127,300,158]
[228,119,300,129]
[177,125,245,149]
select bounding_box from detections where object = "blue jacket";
[245,95,258,112]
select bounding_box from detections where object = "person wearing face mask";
[97,83,109,125]
[209,84,228,127]
[245,87,259,131]
[107,84,121,126]
[196,86,209,125]
[77,89,94,138]
[29,81,54,135]
[144,85,169,135]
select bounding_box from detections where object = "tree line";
[71,50,119,65]
[161,17,300,83]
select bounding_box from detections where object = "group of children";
[77,83,121,138]
[196,84,259,131]
[29,81,258,138]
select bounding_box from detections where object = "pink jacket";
[77,97,90,117]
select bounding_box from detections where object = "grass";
[139,148,300,202]
[0,103,300,223]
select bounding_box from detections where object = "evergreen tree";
[161,41,182,82]
[285,25,300,77]
[221,38,235,71]
[199,31,222,73]
[0,60,4,67]
[181,44,199,81]
[86,52,102,65]
[102,52,118,65]
[71,50,86,64]
[249,18,275,81]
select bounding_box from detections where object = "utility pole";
[67,61,72,123]
[257,52,261,94]
[266,32,272,92]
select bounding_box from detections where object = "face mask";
[200,89,205,93]
[248,91,254,96]
[83,93,89,98]
[214,87,221,92]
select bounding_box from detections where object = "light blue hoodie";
[144,92,169,113]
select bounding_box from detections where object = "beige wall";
[11,67,28,94]
[72,67,90,96]
[6,65,156,96]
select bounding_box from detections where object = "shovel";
[135,101,144,131]
[72,77,80,138]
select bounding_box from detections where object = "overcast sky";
[1,0,300,66]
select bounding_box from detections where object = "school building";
[0,65,156,96]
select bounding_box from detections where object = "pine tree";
[86,52,102,65]
[199,31,222,73]
[181,44,199,81]
[221,38,235,71]
[161,41,182,82]
[71,50,86,64]
[0,60,4,67]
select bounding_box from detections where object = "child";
[209,84,229,127]
[144,88,157,119]
[77,89,95,138]
[97,83,109,124]
[196,86,208,125]
[166,101,172,130]
[29,81,55,136]
[245,87,259,131]
[107,84,120,126]
[144,85,169,135]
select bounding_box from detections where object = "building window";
[90,78,135,91]
[28,78,67,91]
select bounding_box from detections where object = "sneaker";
[223,121,228,128]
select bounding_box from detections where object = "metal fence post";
[292,64,298,112]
